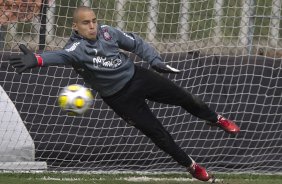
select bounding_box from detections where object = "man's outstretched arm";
[9,44,72,74]
[114,29,180,74]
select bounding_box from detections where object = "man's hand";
[9,44,43,74]
[151,62,180,74]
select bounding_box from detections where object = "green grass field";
[0,172,281,184]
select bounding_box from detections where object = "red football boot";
[208,115,240,134]
[187,160,212,181]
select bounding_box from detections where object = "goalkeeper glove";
[151,62,180,74]
[9,44,43,74]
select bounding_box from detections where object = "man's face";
[72,10,97,40]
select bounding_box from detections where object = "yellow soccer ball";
[58,84,93,115]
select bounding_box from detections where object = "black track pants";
[102,66,218,167]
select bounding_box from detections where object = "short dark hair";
[73,6,93,23]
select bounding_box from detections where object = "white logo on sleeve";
[123,32,135,40]
[65,42,80,52]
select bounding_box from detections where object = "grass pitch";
[0,172,281,184]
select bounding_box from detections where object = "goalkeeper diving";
[9,6,240,182]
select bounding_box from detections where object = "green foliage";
[191,0,216,40]
[122,0,148,38]
[92,0,117,26]
[222,0,242,38]
[156,0,181,40]
[15,0,282,42]
[54,0,78,37]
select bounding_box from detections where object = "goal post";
[0,0,282,173]
[0,85,47,170]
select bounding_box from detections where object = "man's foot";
[208,115,240,134]
[187,160,212,181]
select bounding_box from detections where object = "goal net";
[0,0,281,173]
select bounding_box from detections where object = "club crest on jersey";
[102,28,112,41]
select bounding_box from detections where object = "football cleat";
[208,115,240,134]
[187,160,212,181]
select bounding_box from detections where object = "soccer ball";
[58,84,93,115]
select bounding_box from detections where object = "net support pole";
[179,0,190,41]
[80,0,92,6]
[269,0,281,48]
[147,0,158,42]
[39,0,48,50]
[239,0,255,55]
[116,0,126,30]
[0,25,4,48]
[214,0,223,45]
[46,0,56,45]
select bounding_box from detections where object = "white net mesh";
[0,0,281,173]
